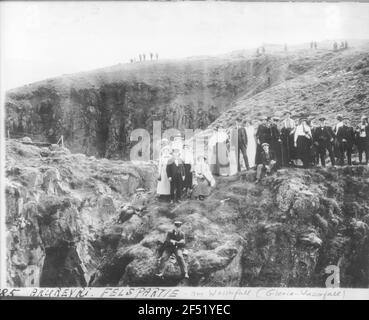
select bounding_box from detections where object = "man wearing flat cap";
[312,117,335,167]
[156,221,189,279]
[355,115,369,164]
[256,142,276,183]
[336,117,355,165]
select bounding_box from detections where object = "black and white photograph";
[0,0,369,300]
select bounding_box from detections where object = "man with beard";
[336,117,355,165]
[312,117,335,167]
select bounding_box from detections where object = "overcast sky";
[1,1,369,90]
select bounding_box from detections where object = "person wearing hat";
[294,117,313,168]
[334,114,344,135]
[312,117,335,167]
[166,148,185,203]
[281,112,296,167]
[156,221,189,279]
[270,117,282,168]
[235,119,249,172]
[157,145,172,201]
[256,116,272,165]
[336,117,355,165]
[256,142,276,183]
[355,115,369,164]
[182,143,194,197]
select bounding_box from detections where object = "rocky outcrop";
[5,48,341,159]
[5,140,157,287]
[5,140,369,287]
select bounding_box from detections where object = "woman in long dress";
[192,156,216,200]
[245,119,257,168]
[156,146,172,201]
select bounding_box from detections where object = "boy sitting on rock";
[156,221,189,279]
[256,143,276,183]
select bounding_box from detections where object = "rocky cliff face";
[6,140,369,287]
[5,48,344,159]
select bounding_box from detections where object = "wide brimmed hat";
[261,142,270,147]
[337,114,343,120]
[272,116,280,121]
[174,221,183,226]
[136,188,145,192]
[361,115,368,120]
[319,117,326,121]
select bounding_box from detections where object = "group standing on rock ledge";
[234,112,369,181]
[155,112,369,201]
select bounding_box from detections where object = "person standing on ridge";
[270,117,282,168]
[236,119,249,171]
[281,111,295,167]
[356,115,369,164]
[294,117,312,168]
[256,116,272,165]
[336,117,355,165]
[313,117,335,167]
[166,148,185,203]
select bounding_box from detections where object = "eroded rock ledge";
[6,140,369,287]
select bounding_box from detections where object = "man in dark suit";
[256,143,276,183]
[270,117,282,168]
[312,117,335,167]
[336,117,355,165]
[236,120,249,171]
[256,116,272,164]
[166,148,185,203]
[156,221,189,279]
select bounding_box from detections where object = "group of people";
[333,41,349,51]
[130,52,159,63]
[156,137,216,204]
[235,113,369,182]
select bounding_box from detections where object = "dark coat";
[166,159,185,181]
[256,124,272,144]
[238,127,248,148]
[337,125,355,146]
[270,124,280,142]
[313,126,334,147]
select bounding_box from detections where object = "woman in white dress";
[156,146,172,201]
[245,119,257,168]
